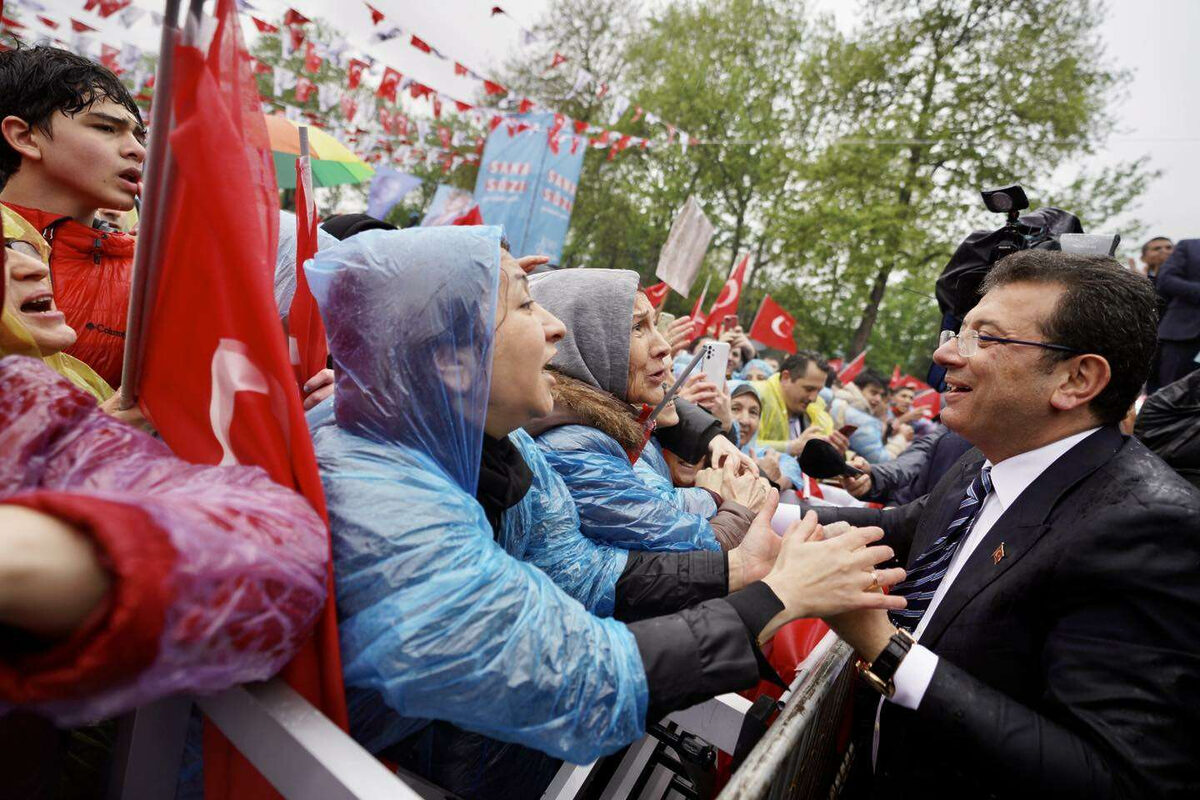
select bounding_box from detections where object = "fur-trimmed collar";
[524,370,644,453]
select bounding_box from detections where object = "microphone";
[799,438,863,479]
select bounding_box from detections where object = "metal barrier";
[716,637,856,800]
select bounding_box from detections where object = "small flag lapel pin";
[992,543,1006,565]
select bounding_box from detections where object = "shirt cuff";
[887,643,938,710]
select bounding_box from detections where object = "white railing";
[108,634,852,799]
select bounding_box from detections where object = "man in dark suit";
[1154,238,1200,391]
[815,250,1200,798]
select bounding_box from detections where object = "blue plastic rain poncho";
[821,386,894,464]
[306,226,647,764]
[635,438,719,518]
[734,358,775,381]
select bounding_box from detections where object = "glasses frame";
[939,329,1084,358]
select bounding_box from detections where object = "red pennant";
[518,97,535,113]
[573,120,588,135]
[96,0,132,18]
[140,3,347,797]
[490,5,506,15]
[339,95,357,123]
[377,106,393,133]
[346,57,367,89]
[84,0,102,11]
[454,100,474,112]
[453,206,483,226]
[251,16,278,32]
[2,15,26,29]
[286,25,305,53]
[99,43,122,74]
[432,95,443,118]
[689,284,709,339]
[643,282,670,308]
[410,34,432,53]
[482,79,507,96]
[294,75,317,103]
[409,81,433,100]
[37,15,60,28]
[282,7,310,25]
[489,115,503,131]
[705,254,750,333]
[70,18,97,32]
[454,61,468,77]
[376,66,402,102]
[303,41,322,73]
[363,1,384,24]
[548,52,568,70]
[747,294,797,354]
[437,125,452,148]
[890,365,902,387]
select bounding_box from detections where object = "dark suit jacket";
[818,427,1200,798]
[1157,239,1200,341]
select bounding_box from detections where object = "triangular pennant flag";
[454,61,468,76]
[303,40,322,73]
[70,18,97,32]
[410,34,432,54]
[482,79,506,96]
[282,7,310,26]
[251,16,277,32]
[364,1,384,24]
[346,57,366,89]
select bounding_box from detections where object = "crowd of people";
[1,43,1199,800]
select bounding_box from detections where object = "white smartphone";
[700,341,731,391]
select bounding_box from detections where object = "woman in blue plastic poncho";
[306,226,906,799]
[527,269,770,552]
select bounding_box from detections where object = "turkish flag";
[410,34,432,53]
[893,373,932,392]
[689,280,710,339]
[748,294,796,354]
[97,0,131,18]
[483,79,507,96]
[643,281,670,308]
[251,16,277,32]
[912,387,942,416]
[346,57,366,89]
[135,1,347,796]
[70,18,97,32]
[290,153,327,386]
[376,66,401,102]
[339,95,357,123]
[705,253,750,333]
[890,364,902,387]
[837,349,868,384]
[364,1,384,24]
[99,44,122,74]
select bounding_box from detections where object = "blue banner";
[366,166,422,221]
[473,111,585,264]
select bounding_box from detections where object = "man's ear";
[1049,353,1110,413]
[1,115,43,164]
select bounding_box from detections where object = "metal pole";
[117,0,183,409]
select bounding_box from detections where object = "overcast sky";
[31,0,1197,260]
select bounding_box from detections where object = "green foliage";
[501,0,1153,375]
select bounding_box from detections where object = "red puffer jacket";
[2,202,135,388]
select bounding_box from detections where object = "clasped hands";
[726,490,906,647]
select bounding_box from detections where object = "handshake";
[726,489,906,645]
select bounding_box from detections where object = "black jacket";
[1136,369,1200,488]
[817,427,1200,798]
[1157,239,1200,341]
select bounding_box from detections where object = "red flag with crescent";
[705,253,749,333]
[748,294,796,354]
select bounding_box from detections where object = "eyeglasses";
[938,329,1084,358]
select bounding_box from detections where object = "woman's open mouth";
[19,291,58,315]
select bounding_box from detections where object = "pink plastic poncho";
[0,355,328,725]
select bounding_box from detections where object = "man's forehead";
[968,281,1060,328]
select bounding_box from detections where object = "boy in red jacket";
[0,45,144,387]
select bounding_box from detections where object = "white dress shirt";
[872,428,1101,761]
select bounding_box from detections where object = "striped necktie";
[889,466,993,630]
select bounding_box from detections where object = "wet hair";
[981,250,1159,425]
[780,350,828,381]
[0,45,142,187]
[1141,236,1171,256]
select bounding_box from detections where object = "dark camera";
[980,185,1029,217]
